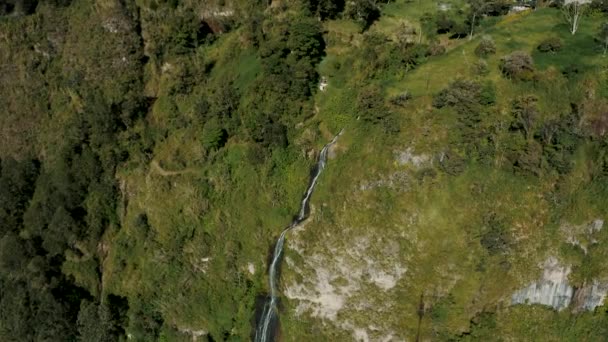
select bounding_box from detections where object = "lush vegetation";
[3,0,608,341]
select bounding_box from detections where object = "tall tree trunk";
[469,13,476,41]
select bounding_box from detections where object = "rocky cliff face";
[511,256,608,312]
[572,281,608,312]
[511,219,608,312]
[511,257,574,310]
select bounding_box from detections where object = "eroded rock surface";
[511,255,608,311]
[511,257,574,310]
[285,231,406,341]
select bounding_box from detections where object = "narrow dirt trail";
[150,160,197,176]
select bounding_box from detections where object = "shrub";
[499,51,535,81]
[480,213,510,255]
[479,81,496,106]
[427,41,446,56]
[201,118,228,150]
[435,13,455,34]
[389,91,412,107]
[449,21,469,39]
[562,63,581,79]
[344,0,380,30]
[401,43,430,68]
[474,37,496,57]
[433,79,494,111]
[510,95,539,139]
[357,85,389,123]
[438,150,466,175]
[537,37,562,53]
[472,59,489,76]
[396,22,418,48]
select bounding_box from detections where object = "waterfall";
[254,131,343,342]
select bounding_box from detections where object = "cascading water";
[254,131,343,342]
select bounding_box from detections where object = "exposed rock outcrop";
[511,257,574,310]
[511,256,608,312]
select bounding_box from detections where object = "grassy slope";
[103,27,321,339]
[98,0,608,340]
[282,2,608,341]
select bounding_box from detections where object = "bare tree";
[599,22,608,56]
[467,0,491,41]
[467,0,501,41]
[562,0,589,35]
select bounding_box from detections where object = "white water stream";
[254,131,342,342]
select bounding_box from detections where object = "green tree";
[77,301,121,342]
[357,85,389,123]
[0,233,29,279]
[0,158,39,235]
[307,0,345,20]
[344,0,380,30]
[201,118,228,150]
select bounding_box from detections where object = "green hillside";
[2,0,608,341]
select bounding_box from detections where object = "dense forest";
[3,0,608,341]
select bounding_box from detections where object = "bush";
[474,37,496,57]
[510,95,539,140]
[449,21,470,39]
[438,150,466,175]
[562,63,581,80]
[433,79,494,112]
[201,118,228,150]
[480,213,510,255]
[344,0,380,30]
[435,13,455,34]
[389,91,412,107]
[591,0,608,13]
[357,85,389,123]
[472,59,489,76]
[427,41,446,56]
[537,37,562,53]
[499,51,535,81]
[396,22,418,48]
[479,81,496,106]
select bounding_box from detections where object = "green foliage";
[201,118,228,150]
[5,1,608,341]
[435,12,456,34]
[597,21,608,54]
[460,306,608,341]
[420,12,437,40]
[438,150,467,176]
[433,79,495,113]
[479,213,510,255]
[343,0,380,30]
[510,95,539,140]
[77,301,123,342]
[357,84,389,123]
[306,0,345,20]
[0,158,39,236]
[537,37,563,53]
